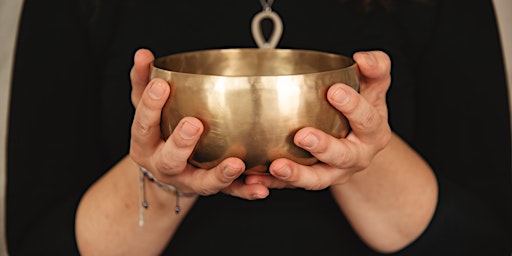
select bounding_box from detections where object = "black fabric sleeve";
[7,1,511,255]
[393,176,510,255]
[6,0,111,254]
[393,0,512,254]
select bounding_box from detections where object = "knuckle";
[304,181,329,191]
[155,157,182,173]
[129,142,151,166]
[195,175,223,196]
[302,172,330,191]
[129,146,144,164]
[357,157,372,170]
[335,172,353,185]
[196,186,219,196]
[379,128,392,148]
[369,125,392,153]
[331,149,353,168]
[132,120,151,136]
[359,111,377,130]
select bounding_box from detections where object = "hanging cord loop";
[252,0,283,48]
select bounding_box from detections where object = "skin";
[75,49,438,255]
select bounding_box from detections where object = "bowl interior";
[152,48,355,76]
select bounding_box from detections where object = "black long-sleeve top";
[7,0,512,255]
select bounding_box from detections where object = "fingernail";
[180,121,200,139]
[362,52,376,67]
[275,164,291,179]
[329,87,349,105]
[251,193,266,199]
[223,166,239,179]
[149,81,165,99]
[299,132,318,149]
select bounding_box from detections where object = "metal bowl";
[151,48,359,172]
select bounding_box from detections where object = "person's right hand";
[129,49,269,200]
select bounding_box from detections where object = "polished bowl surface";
[151,48,359,171]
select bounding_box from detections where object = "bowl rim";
[151,48,357,78]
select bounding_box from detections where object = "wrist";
[136,165,198,227]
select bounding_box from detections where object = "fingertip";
[177,117,205,139]
[134,48,155,65]
[177,120,202,140]
[269,159,292,180]
[353,51,391,76]
[221,158,245,179]
[180,116,204,129]
[246,184,270,199]
[221,179,269,200]
[327,84,351,106]
[353,51,377,70]
[147,79,169,100]
[215,157,245,179]
[294,130,319,150]
[252,188,270,199]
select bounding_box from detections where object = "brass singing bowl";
[151,48,359,172]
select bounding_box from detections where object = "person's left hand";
[245,51,392,190]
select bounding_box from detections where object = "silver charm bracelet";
[138,166,197,227]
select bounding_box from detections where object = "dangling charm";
[138,170,148,227]
[251,0,283,49]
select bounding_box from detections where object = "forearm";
[75,155,197,255]
[330,133,438,253]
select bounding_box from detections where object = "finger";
[326,84,384,138]
[294,100,390,169]
[245,173,290,189]
[353,51,391,105]
[130,79,170,164]
[353,51,391,81]
[175,158,247,195]
[130,48,155,107]
[186,158,269,200]
[267,159,339,190]
[154,117,204,174]
[221,180,270,200]
[294,97,389,169]
[295,125,368,169]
